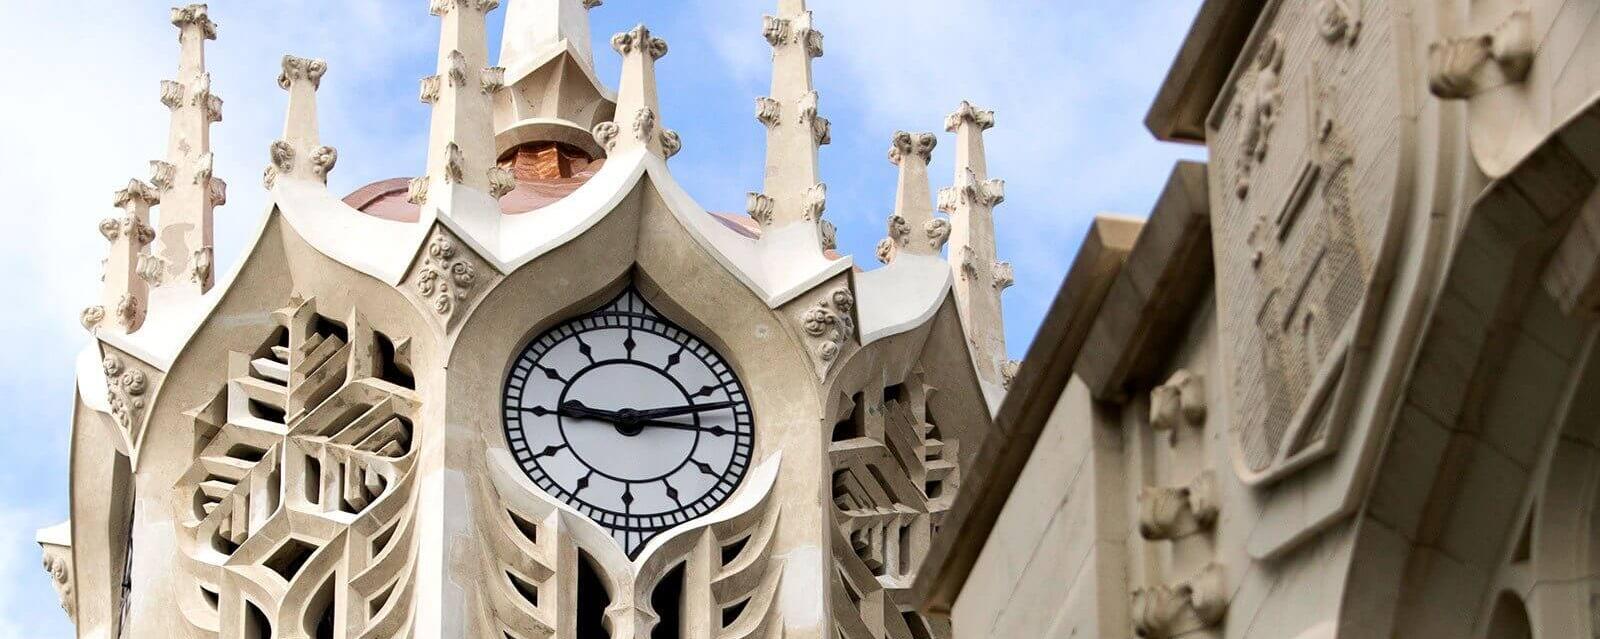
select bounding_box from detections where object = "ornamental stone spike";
[94,180,160,334]
[154,3,224,293]
[749,0,829,251]
[416,0,508,230]
[500,0,603,77]
[264,56,336,189]
[593,25,680,159]
[877,132,946,264]
[942,100,1012,388]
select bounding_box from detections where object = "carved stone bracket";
[1132,563,1228,638]
[756,97,781,127]
[1150,370,1207,432]
[419,75,442,104]
[1138,471,1219,540]
[488,166,516,199]
[1428,10,1533,100]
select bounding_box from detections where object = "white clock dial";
[502,288,755,558]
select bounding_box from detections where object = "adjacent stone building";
[916,0,1600,637]
[41,2,1012,637]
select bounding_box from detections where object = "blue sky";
[0,1,1203,634]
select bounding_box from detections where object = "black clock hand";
[555,400,626,422]
[630,401,737,420]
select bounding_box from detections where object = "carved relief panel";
[1208,0,1409,486]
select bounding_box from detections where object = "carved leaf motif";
[310,146,338,180]
[803,183,828,221]
[481,66,506,94]
[755,97,781,127]
[488,166,516,199]
[747,193,775,227]
[632,108,658,143]
[419,75,442,104]
[762,16,791,46]
[443,142,465,184]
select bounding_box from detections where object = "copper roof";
[340,142,847,260]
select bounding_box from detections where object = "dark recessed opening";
[577,552,612,639]
[650,562,684,639]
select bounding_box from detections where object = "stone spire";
[876,132,949,264]
[85,181,160,334]
[263,56,336,188]
[412,0,512,232]
[940,101,1014,388]
[591,25,680,159]
[151,4,226,293]
[500,0,603,76]
[748,0,832,251]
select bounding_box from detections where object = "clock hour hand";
[630,401,737,420]
[556,400,626,422]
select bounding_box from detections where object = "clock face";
[502,288,754,558]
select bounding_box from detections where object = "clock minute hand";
[631,401,737,420]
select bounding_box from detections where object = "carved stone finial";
[170,4,217,40]
[945,100,995,133]
[612,24,669,59]
[278,55,328,91]
[113,180,160,212]
[889,131,937,166]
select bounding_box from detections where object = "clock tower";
[40,2,1010,638]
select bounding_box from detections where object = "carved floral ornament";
[801,287,856,370]
[413,229,480,320]
[102,354,150,435]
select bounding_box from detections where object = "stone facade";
[41,2,1008,638]
[917,0,1600,638]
